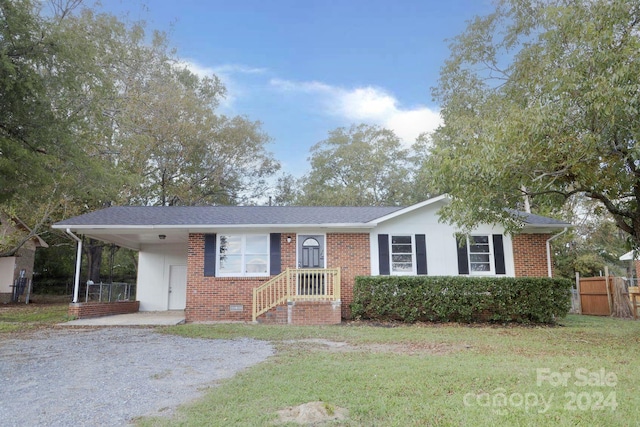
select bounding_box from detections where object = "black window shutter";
[204,234,217,277]
[493,234,506,275]
[378,234,390,275]
[415,234,428,275]
[456,234,469,275]
[270,233,281,275]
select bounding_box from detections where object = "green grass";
[139,315,640,426]
[0,303,69,332]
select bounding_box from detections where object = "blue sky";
[99,0,494,177]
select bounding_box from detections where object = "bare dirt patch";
[276,401,349,425]
[285,338,470,355]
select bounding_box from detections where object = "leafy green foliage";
[427,0,640,243]
[351,276,572,324]
[270,173,300,206]
[555,220,630,278]
[114,49,280,206]
[0,1,125,204]
[298,124,416,206]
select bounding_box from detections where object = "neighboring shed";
[0,214,48,303]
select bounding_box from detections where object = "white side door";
[168,265,187,310]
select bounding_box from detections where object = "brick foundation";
[289,300,342,325]
[257,300,342,325]
[512,233,551,277]
[68,301,140,319]
[257,304,289,324]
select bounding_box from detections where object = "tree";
[110,34,279,207]
[0,1,140,258]
[298,124,414,206]
[426,0,640,244]
[553,198,629,278]
[411,133,438,204]
[0,1,122,204]
[270,173,301,206]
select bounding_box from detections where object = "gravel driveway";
[0,327,274,426]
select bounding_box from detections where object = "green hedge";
[350,276,573,324]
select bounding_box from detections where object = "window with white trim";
[468,235,493,274]
[218,234,269,276]
[390,235,414,274]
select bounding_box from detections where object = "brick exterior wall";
[187,234,264,322]
[186,233,298,322]
[68,301,139,319]
[186,232,369,323]
[281,233,297,269]
[512,233,552,277]
[326,233,370,319]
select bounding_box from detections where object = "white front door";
[168,265,187,310]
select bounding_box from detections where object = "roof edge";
[367,195,448,224]
[52,222,378,231]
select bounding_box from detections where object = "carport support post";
[66,229,83,303]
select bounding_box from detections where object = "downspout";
[546,228,568,278]
[66,229,82,303]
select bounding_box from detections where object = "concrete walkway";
[61,310,185,326]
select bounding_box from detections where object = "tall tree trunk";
[611,277,634,318]
[85,238,103,283]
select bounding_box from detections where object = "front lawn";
[0,302,69,333]
[141,315,640,426]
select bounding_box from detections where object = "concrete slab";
[61,310,185,326]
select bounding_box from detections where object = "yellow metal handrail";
[252,268,341,322]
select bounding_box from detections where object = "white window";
[391,235,414,274]
[468,235,493,274]
[218,234,269,277]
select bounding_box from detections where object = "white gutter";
[546,228,568,278]
[66,229,82,303]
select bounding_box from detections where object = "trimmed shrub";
[350,276,572,324]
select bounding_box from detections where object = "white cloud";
[270,78,334,94]
[213,64,267,75]
[384,108,442,143]
[269,79,441,144]
[179,60,267,110]
[177,60,217,79]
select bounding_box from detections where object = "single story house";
[52,195,570,324]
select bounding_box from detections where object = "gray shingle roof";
[508,210,571,227]
[54,201,571,229]
[54,205,405,227]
